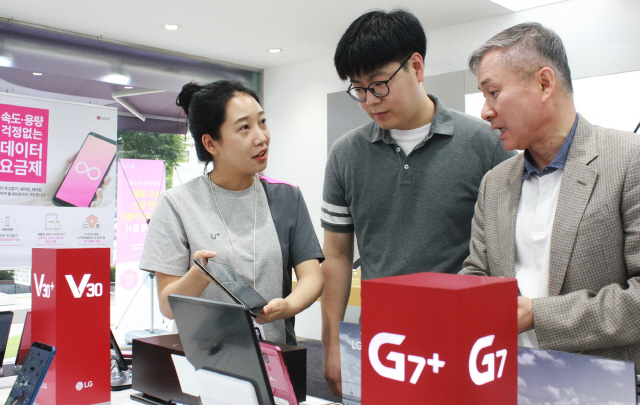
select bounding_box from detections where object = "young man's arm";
[321,229,354,397]
[459,175,491,276]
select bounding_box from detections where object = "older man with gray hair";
[460,22,640,367]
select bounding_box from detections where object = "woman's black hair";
[176,80,261,163]
[334,9,427,81]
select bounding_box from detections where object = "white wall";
[425,0,640,80]
[262,57,346,340]
[263,0,640,339]
[263,55,345,247]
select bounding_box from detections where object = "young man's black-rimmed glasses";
[346,55,412,102]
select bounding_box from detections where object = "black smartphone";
[52,132,117,207]
[0,311,13,365]
[130,393,166,405]
[15,311,31,367]
[193,259,268,317]
[110,329,128,372]
[5,341,56,405]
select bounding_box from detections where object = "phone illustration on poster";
[1,213,16,228]
[0,93,117,269]
[52,132,117,207]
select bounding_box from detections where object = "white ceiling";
[0,0,513,70]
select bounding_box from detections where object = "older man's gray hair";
[468,22,573,94]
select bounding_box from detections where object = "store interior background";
[1,0,639,340]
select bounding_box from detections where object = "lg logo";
[33,273,54,298]
[76,381,93,391]
[66,274,103,298]
[368,332,445,385]
[468,335,507,386]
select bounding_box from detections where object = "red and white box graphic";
[31,248,110,405]
[362,272,518,404]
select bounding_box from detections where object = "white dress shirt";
[515,169,563,348]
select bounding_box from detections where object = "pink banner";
[116,159,165,263]
[0,104,49,183]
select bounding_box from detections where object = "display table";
[0,387,336,404]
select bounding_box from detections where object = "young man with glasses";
[320,9,515,396]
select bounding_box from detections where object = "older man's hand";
[518,296,534,333]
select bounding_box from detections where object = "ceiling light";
[102,74,131,85]
[32,72,43,76]
[164,24,181,31]
[124,86,133,89]
[268,48,282,53]
[490,0,565,11]
[0,56,13,68]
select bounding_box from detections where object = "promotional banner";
[0,93,117,269]
[114,159,169,343]
[115,159,165,264]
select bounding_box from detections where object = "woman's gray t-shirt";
[140,173,323,344]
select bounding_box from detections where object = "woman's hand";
[254,259,323,325]
[154,250,217,318]
[192,250,217,282]
[255,298,291,324]
[193,250,216,264]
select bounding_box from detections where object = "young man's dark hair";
[334,9,427,80]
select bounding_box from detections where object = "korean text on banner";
[116,159,166,264]
[0,104,49,183]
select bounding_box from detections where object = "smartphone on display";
[259,342,299,405]
[0,311,13,365]
[5,341,55,405]
[52,132,117,207]
[193,259,268,317]
[15,311,31,367]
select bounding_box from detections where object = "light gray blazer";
[460,115,640,367]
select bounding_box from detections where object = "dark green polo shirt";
[321,94,515,279]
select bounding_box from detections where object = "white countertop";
[0,387,335,404]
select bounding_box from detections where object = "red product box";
[31,248,110,405]
[362,272,518,404]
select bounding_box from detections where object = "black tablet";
[168,295,275,405]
